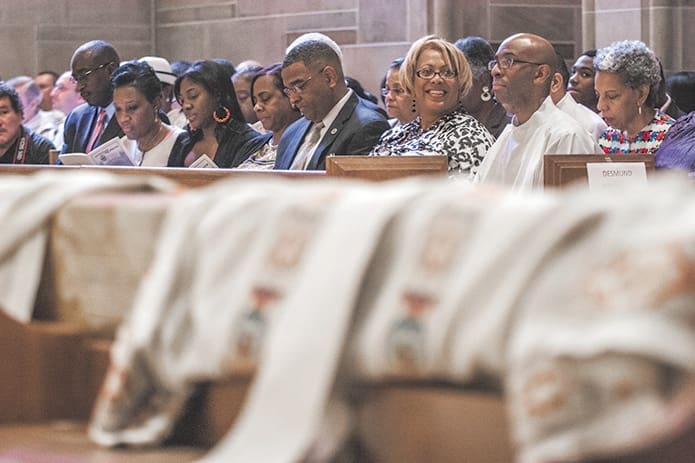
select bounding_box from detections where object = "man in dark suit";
[274,39,390,170]
[61,40,124,154]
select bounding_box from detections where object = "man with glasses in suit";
[274,37,389,170]
[61,40,124,155]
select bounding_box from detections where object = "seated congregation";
[1,30,693,189]
[1,26,695,463]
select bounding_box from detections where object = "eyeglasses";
[381,87,406,97]
[71,62,113,83]
[415,68,457,80]
[487,56,544,71]
[283,75,313,97]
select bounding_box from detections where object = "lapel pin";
[330,128,338,135]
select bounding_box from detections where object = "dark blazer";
[0,126,54,165]
[274,92,390,170]
[61,103,124,154]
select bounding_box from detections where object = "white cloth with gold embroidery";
[0,171,173,322]
[89,176,423,456]
[506,177,695,463]
[87,173,695,462]
[352,175,695,462]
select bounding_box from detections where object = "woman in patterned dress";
[370,35,495,180]
[594,40,675,154]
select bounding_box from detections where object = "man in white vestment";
[475,33,599,191]
[551,50,607,142]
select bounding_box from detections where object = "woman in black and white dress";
[370,35,495,180]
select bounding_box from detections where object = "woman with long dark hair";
[168,60,269,168]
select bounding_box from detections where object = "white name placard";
[586,162,647,190]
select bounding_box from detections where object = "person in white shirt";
[6,76,62,144]
[550,50,607,142]
[111,61,184,166]
[475,33,599,191]
[34,71,58,111]
[49,71,85,149]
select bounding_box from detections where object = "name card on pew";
[586,161,648,190]
[544,155,655,188]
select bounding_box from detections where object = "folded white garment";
[199,179,425,463]
[0,171,174,322]
[89,176,424,455]
[506,177,695,463]
[86,172,695,463]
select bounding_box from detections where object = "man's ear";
[550,71,563,94]
[322,65,339,88]
[535,64,553,86]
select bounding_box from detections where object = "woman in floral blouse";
[594,40,675,154]
[370,35,495,180]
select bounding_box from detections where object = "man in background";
[0,82,53,164]
[50,71,85,148]
[61,40,123,154]
[34,70,58,112]
[6,76,61,144]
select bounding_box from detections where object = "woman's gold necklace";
[138,123,165,154]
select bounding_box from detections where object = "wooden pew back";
[544,154,655,188]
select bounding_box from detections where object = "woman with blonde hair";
[370,35,494,179]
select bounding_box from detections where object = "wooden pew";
[0,164,323,188]
[326,155,448,180]
[543,154,655,188]
[0,155,447,189]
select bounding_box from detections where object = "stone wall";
[0,0,692,96]
[584,0,695,75]
[0,0,152,79]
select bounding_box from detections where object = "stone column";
[432,0,465,41]
[585,0,692,74]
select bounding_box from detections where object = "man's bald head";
[491,33,555,123]
[71,40,120,68]
[70,40,120,107]
[506,34,555,66]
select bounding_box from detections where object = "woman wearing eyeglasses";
[380,57,417,127]
[168,60,270,168]
[370,35,495,180]
[237,63,301,169]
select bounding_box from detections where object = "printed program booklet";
[58,137,134,166]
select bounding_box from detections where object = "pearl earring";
[481,85,492,102]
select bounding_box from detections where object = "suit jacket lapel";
[79,106,99,152]
[307,93,358,170]
[97,115,124,149]
[280,118,311,169]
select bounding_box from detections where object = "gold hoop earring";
[213,106,231,124]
